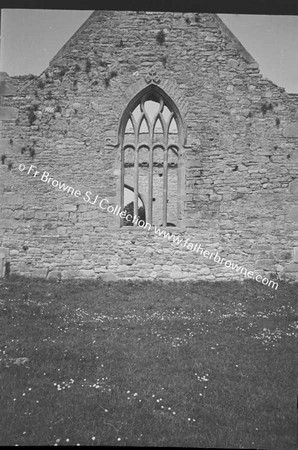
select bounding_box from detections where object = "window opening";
[120,89,182,228]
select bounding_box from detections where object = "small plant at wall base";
[98,59,108,68]
[261,102,273,115]
[59,68,67,79]
[46,90,53,100]
[37,80,44,89]
[28,108,36,126]
[85,59,92,74]
[29,148,36,159]
[103,71,118,88]
[160,55,168,67]
[116,39,124,47]
[156,30,166,45]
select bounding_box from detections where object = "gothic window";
[120,87,183,228]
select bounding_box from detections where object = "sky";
[1,9,298,93]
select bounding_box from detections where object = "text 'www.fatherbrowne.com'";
[19,163,278,290]
[152,227,278,290]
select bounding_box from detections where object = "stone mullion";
[177,145,181,223]
[163,146,168,228]
[133,112,139,226]
[133,148,139,225]
[148,145,153,225]
[147,109,154,226]
[120,144,125,227]
[166,112,174,138]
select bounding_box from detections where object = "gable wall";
[0,11,298,283]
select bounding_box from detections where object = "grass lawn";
[0,276,297,448]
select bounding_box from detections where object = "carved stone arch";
[117,75,188,146]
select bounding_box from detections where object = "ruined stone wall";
[0,11,298,282]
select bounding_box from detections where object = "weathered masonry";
[0,11,298,282]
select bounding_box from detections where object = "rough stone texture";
[283,123,298,138]
[0,11,298,282]
[100,272,119,282]
[289,180,298,194]
[293,247,298,263]
[288,207,298,223]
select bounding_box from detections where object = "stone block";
[62,269,80,279]
[0,106,18,120]
[47,270,62,280]
[0,220,17,229]
[149,271,158,278]
[170,271,184,279]
[198,267,211,275]
[255,259,275,270]
[0,247,9,257]
[289,180,298,194]
[17,262,30,272]
[14,211,24,220]
[284,263,298,273]
[0,74,17,96]
[27,247,41,254]
[1,194,22,205]
[120,258,135,265]
[63,204,77,212]
[289,150,298,162]
[293,247,298,263]
[24,211,35,220]
[184,219,199,227]
[283,123,298,138]
[208,220,218,229]
[33,268,48,278]
[288,206,298,223]
[100,272,119,282]
[80,269,95,277]
[81,211,99,220]
[138,269,151,277]
[35,212,47,219]
[57,226,67,234]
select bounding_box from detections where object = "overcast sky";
[1,10,298,93]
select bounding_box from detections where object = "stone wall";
[0,11,298,282]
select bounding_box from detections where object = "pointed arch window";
[120,88,183,228]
